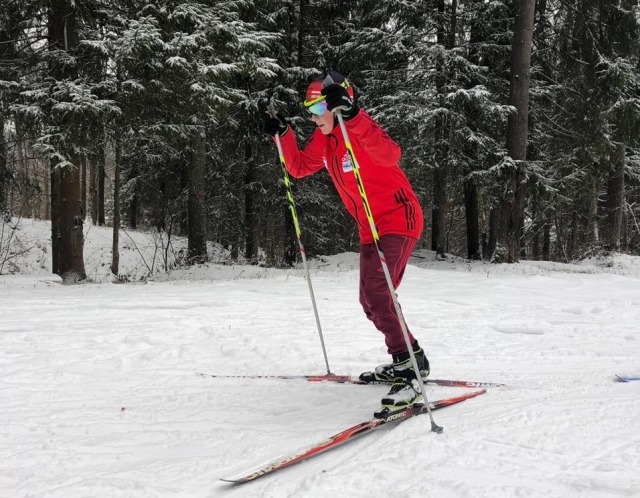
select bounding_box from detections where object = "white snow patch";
[1,218,640,497]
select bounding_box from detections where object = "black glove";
[321,84,359,121]
[264,111,289,137]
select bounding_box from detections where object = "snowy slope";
[1,219,640,498]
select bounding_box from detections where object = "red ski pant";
[359,234,417,355]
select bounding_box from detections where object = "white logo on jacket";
[341,152,353,173]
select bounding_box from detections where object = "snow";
[1,218,640,498]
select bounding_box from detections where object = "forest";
[1,0,639,282]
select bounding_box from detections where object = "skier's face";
[310,110,335,135]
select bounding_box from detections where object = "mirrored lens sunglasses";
[305,99,328,116]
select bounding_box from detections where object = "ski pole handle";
[267,104,285,155]
[322,74,352,112]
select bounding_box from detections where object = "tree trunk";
[464,177,481,259]
[244,142,256,261]
[187,128,207,263]
[296,0,307,66]
[110,137,121,276]
[0,112,6,211]
[432,166,446,256]
[179,162,188,237]
[80,153,87,220]
[15,121,26,215]
[56,154,86,283]
[603,142,625,250]
[128,193,137,229]
[432,0,448,257]
[48,0,85,282]
[486,205,500,260]
[50,165,60,275]
[621,203,628,251]
[449,0,458,49]
[89,153,97,225]
[567,210,578,260]
[542,210,552,260]
[494,0,536,263]
[125,161,137,229]
[97,147,106,226]
[43,159,50,220]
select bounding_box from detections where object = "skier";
[264,71,428,414]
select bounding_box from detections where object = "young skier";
[264,71,428,414]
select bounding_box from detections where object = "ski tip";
[615,374,640,382]
[220,478,242,485]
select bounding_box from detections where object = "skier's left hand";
[321,84,359,121]
[264,111,289,137]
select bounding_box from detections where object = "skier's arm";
[277,128,326,179]
[265,111,325,178]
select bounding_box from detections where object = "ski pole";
[323,77,443,433]
[267,104,333,376]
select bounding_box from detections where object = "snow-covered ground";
[1,218,640,498]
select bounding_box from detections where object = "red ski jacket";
[277,111,423,244]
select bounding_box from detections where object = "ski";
[615,374,640,382]
[221,389,486,484]
[196,372,505,389]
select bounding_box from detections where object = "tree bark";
[127,192,137,229]
[110,137,121,276]
[187,128,207,263]
[0,112,6,211]
[542,210,551,260]
[432,166,446,256]
[296,0,307,66]
[603,142,625,250]
[125,161,137,229]
[464,178,481,259]
[486,205,500,260]
[89,153,97,224]
[80,153,87,220]
[567,210,578,260]
[56,152,86,283]
[48,0,85,282]
[586,179,599,244]
[97,147,106,226]
[179,162,188,237]
[432,0,448,257]
[50,166,60,275]
[244,142,256,261]
[494,0,536,263]
[15,121,26,215]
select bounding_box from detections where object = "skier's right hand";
[264,111,289,137]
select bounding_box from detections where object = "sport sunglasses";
[305,99,328,116]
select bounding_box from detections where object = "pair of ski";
[199,372,503,484]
